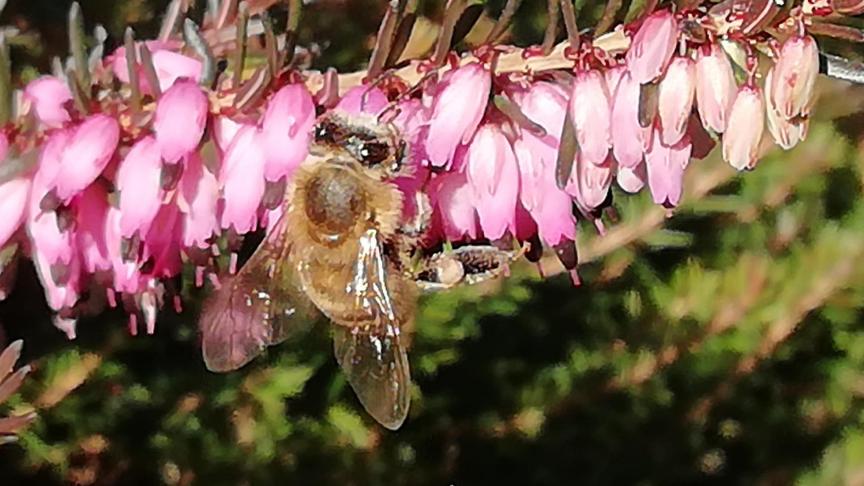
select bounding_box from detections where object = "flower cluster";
[0,4,831,336]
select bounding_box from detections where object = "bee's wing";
[333,228,411,430]
[199,210,317,372]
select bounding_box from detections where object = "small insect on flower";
[199,111,522,430]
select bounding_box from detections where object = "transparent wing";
[200,210,317,372]
[333,228,411,430]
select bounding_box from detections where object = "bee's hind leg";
[414,244,526,293]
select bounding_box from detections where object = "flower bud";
[658,56,696,145]
[154,79,209,164]
[611,72,645,168]
[723,85,765,170]
[626,9,679,84]
[770,35,819,120]
[695,43,736,134]
[569,69,612,166]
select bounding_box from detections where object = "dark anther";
[553,239,578,270]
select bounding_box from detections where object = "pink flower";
[765,68,807,150]
[24,76,72,127]
[657,56,696,146]
[605,65,626,95]
[105,205,142,294]
[510,82,576,246]
[611,71,645,168]
[261,83,316,182]
[212,116,243,154]
[54,114,120,202]
[142,203,183,279]
[219,125,266,234]
[569,69,612,166]
[770,34,819,119]
[723,85,765,170]
[423,63,491,168]
[32,249,81,311]
[154,79,209,164]
[464,125,519,240]
[117,136,164,238]
[695,42,736,133]
[109,41,202,94]
[617,163,647,193]
[626,9,679,84]
[74,183,112,274]
[335,85,389,116]
[178,152,220,249]
[27,130,75,267]
[428,171,478,241]
[566,155,614,211]
[645,129,690,207]
[0,177,31,248]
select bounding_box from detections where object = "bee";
[199,110,521,430]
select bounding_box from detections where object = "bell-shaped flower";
[723,85,765,170]
[626,9,679,84]
[617,163,647,194]
[178,153,220,249]
[154,79,209,164]
[569,69,612,166]
[105,205,142,295]
[464,124,519,240]
[24,76,72,128]
[142,203,183,280]
[27,130,75,267]
[335,85,389,116]
[54,114,120,202]
[695,42,736,133]
[117,136,164,239]
[770,34,819,119]
[74,183,112,274]
[219,125,266,234]
[645,129,691,207]
[423,62,491,168]
[213,116,243,154]
[428,171,478,242]
[0,177,31,249]
[32,249,81,312]
[109,41,202,95]
[611,72,645,168]
[658,56,696,145]
[566,155,615,211]
[261,83,316,182]
[765,68,807,150]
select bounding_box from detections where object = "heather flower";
[423,62,491,168]
[178,152,220,249]
[626,9,679,84]
[23,76,72,128]
[28,130,75,268]
[154,79,209,164]
[219,125,266,234]
[74,183,112,274]
[117,136,164,238]
[723,85,765,170]
[770,34,820,119]
[109,41,202,94]
[616,163,647,194]
[611,71,645,168]
[569,69,612,166]
[335,85,389,116]
[0,178,31,249]
[765,68,807,150]
[54,114,120,202]
[261,83,317,182]
[464,124,519,240]
[657,56,696,145]
[142,203,183,280]
[511,82,576,246]
[428,170,478,241]
[645,128,690,207]
[695,42,736,133]
[566,155,615,211]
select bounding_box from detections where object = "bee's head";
[311,112,410,179]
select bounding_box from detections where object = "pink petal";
[24,76,72,128]
[154,79,209,164]
[611,72,645,168]
[570,69,612,166]
[55,114,120,202]
[626,9,679,84]
[695,42,736,133]
[335,85,389,116]
[179,152,220,249]
[261,83,316,182]
[0,177,30,248]
[645,129,691,206]
[723,85,765,170]
[658,56,696,146]
[219,125,266,234]
[429,171,478,241]
[117,136,164,238]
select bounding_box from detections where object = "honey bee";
[199,110,521,429]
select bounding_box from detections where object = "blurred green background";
[1,1,864,484]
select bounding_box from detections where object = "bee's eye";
[356,141,390,167]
